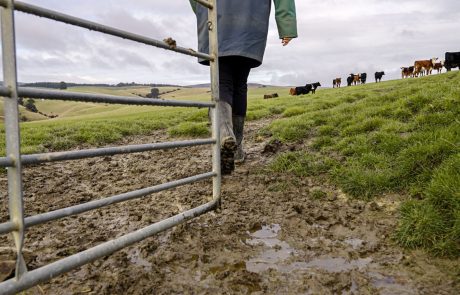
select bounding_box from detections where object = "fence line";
[0,0,220,294]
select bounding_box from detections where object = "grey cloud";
[2,0,459,86]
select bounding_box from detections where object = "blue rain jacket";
[190,0,297,67]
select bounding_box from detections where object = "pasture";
[1,72,459,293]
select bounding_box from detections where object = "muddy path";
[1,118,459,294]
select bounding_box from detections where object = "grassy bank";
[266,72,460,257]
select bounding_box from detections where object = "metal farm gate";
[0,0,221,294]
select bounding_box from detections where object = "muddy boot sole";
[221,137,237,175]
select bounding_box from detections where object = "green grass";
[1,73,459,256]
[264,72,460,256]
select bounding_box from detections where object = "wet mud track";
[1,119,459,294]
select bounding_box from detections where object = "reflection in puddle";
[127,248,152,270]
[246,224,372,273]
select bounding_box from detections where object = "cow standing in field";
[333,78,342,88]
[360,73,367,84]
[444,52,460,71]
[414,58,438,76]
[433,62,443,74]
[347,75,353,86]
[401,66,415,78]
[350,74,360,85]
[309,82,321,94]
[375,71,385,82]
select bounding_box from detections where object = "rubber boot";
[217,101,236,175]
[233,116,245,164]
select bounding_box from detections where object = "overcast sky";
[1,0,459,86]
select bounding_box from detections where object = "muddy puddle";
[1,119,459,294]
[246,224,372,274]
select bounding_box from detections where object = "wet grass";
[266,72,460,257]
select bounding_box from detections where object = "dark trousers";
[219,56,253,117]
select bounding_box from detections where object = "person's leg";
[231,58,252,164]
[218,58,237,174]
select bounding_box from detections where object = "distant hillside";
[186,83,275,88]
[20,82,182,89]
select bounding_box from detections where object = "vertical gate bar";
[1,0,28,279]
[208,0,221,205]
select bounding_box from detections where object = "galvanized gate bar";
[0,198,219,295]
[0,86,215,108]
[1,0,27,280]
[0,156,13,167]
[0,84,11,96]
[0,221,15,235]
[208,0,221,204]
[192,0,213,9]
[0,0,221,292]
[193,0,213,9]
[0,171,216,235]
[0,138,216,168]
[0,0,213,61]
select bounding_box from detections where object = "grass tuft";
[168,122,209,137]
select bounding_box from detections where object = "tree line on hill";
[21,81,182,89]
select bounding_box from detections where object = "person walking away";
[189,0,297,174]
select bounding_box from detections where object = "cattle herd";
[401,52,460,79]
[287,51,460,96]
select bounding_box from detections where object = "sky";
[1,0,459,87]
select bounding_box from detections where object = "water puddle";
[246,224,372,274]
[344,238,365,249]
[127,248,152,270]
[369,272,413,295]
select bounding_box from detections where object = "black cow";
[294,84,312,95]
[347,75,353,86]
[307,82,321,94]
[360,73,367,84]
[445,52,460,71]
[375,71,385,83]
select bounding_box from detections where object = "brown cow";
[352,74,360,85]
[401,66,415,78]
[433,62,443,74]
[289,88,296,96]
[414,58,438,76]
[264,93,279,99]
[333,78,342,88]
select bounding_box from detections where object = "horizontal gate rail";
[0,198,219,295]
[0,0,213,61]
[0,86,215,108]
[0,0,221,293]
[0,171,216,235]
[0,138,216,167]
[193,0,213,9]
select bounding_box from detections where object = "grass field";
[0,72,459,257]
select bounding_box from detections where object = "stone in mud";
[262,139,282,154]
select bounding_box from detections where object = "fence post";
[208,0,221,206]
[1,0,28,279]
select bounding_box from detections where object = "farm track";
[1,118,459,294]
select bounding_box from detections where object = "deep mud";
[1,118,459,294]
